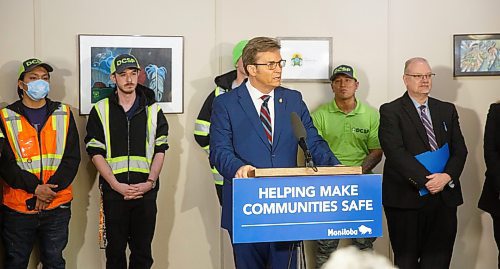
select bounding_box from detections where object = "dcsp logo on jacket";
[352,127,369,134]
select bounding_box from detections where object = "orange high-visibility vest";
[0,104,72,213]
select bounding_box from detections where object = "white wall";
[0,0,498,268]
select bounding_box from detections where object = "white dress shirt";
[246,81,275,140]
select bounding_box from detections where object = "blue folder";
[415,143,449,196]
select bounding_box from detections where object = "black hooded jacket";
[85,84,169,200]
[194,70,237,148]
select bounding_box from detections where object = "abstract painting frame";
[453,34,500,77]
[78,34,184,114]
[277,37,332,82]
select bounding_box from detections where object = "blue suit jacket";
[209,83,340,231]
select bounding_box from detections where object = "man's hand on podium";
[235,165,256,178]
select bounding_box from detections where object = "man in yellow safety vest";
[85,54,169,269]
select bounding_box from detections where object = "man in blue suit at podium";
[210,37,340,269]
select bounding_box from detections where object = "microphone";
[291,112,317,171]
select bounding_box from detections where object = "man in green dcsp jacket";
[312,64,383,268]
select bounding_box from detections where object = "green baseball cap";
[18,58,53,79]
[232,40,249,67]
[330,64,357,81]
[110,54,141,74]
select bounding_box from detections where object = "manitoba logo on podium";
[230,173,382,243]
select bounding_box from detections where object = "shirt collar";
[328,98,363,115]
[246,80,275,101]
[409,95,429,110]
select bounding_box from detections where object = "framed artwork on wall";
[78,34,184,114]
[453,34,500,77]
[277,37,332,82]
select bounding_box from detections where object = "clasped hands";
[34,184,58,211]
[425,173,452,194]
[111,181,153,200]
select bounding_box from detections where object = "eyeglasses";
[252,60,286,70]
[405,73,436,80]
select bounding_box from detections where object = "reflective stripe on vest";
[107,156,150,174]
[155,135,168,147]
[93,100,160,175]
[215,86,228,97]
[1,106,68,173]
[202,145,209,154]
[146,104,159,162]
[213,173,223,185]
[194,119,210,136]
[0,104,72,213]
[210,166,223,185]
[199,144,222,185]
[95,99,111,158]
[86,138,106,151]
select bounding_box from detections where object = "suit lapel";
[401,93,431,150]
[272,88,286,148]
[237,85,272,151]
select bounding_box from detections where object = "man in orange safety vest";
[0,58,80,269]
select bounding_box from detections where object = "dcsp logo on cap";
[25,59,42,67]
[110,54,140,74]
[116,57,137,66]
[330,64,357,81]
[335,66,352,73]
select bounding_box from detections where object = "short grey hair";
[404,57,429,74]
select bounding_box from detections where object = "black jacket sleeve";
[155,109,169,153]
[0,128,3,150]
[194,90,216,149]
[46,111,81,192]
[484,103,500,191]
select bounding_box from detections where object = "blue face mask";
[23,79,50,101]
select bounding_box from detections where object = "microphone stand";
[304,149,318,172]
[299,138,318,172]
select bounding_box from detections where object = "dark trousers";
[2,205,71,269]
[103,198,157,269]
[492,214,500,269]
[215,184,223,206]
[232,241,298,269]
[385,195,457,269]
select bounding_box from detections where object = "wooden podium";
[223,166,364,235]
[248,166,362,178]
[230,165,368,269]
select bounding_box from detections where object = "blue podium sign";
[232,174,382,243]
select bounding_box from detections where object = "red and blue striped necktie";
[260,95,272,145]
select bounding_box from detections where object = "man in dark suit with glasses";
[379,57,467,269]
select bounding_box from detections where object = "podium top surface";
[248,166,362,178]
